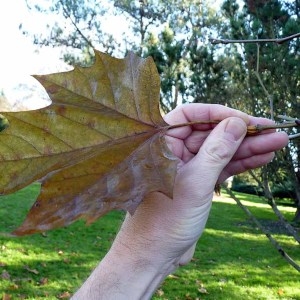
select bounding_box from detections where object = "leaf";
[1,270,10,280]
[57,291,71,299]
[0,50,179,235]
[39,277,49,286]
[277,288,284,296]
[2,294,12,300]
[24,266,39,275]
[198,287,209,294]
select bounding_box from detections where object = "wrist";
[106,225,179,299]
[72,224,178,300]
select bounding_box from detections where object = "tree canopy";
[14,0,300,242]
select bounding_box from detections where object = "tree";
[10,0,300,271]
[22,0,300,221]
[23,0,230,112]
[23,0,119,64]
[220,0,300,222]
[0,91,10,111]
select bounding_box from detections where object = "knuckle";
[204,140,233,163]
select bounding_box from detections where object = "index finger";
[164,104,250,140]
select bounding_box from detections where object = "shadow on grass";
[0,213,125,298]
[153,199,300,299]
[0,186,299,299]
[172,200,300,300]
[0,184,126,297]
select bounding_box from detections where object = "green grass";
[0,185,299,299]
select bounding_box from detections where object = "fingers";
[164,104,250,140]
[232,131,289,161]
[218,152,275,183]
[166,103,250,124]
[184,130,288,159]
[183,130,211,154]
[175,117,247,203]
[164,103,279,143]
[165,104,289,190]
[218,131,288,182]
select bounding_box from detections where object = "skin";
[72,104,289,300]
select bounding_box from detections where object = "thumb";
[177,117,247,200]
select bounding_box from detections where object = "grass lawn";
[0,184,299,299]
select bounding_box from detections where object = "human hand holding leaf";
[0,50,296,236]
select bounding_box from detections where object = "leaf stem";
[166,120,220,130]
[166,120,300,137]
[247,122,299,134]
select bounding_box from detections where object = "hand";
[72,104,289,299]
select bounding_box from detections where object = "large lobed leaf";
[0,50,179,235]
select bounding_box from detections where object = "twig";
[209,32,300,45]
[166,120,300,137]
[289,133,300,140]
[277,115,300,122]
[248,169,300,244]
[254,43,274,120]
[59,0,94,49]
[223,186,300,272]
[277,115,300,139]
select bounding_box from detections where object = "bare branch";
[209,32,300,45]
[289,133,300,139]
[166,119,300,135]
[253,43,274,120]
[248,169,300,244]
[59,0,94,49]
[278,115,300,139]
[210,34,300,121]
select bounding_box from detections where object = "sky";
[0,0,223,110]
[0,0,125,110]
[0,1,70,109]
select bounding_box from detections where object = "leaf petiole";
[166,120,300,139]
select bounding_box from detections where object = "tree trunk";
[286,147,300,223]
[293,208,300,223]
[261,166,273,203]
[249,168,300,243]
[294,171,300,223]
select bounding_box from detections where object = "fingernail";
[224,118,247,142]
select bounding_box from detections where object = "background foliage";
[20,0,300,222]
[0,0,299,296]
